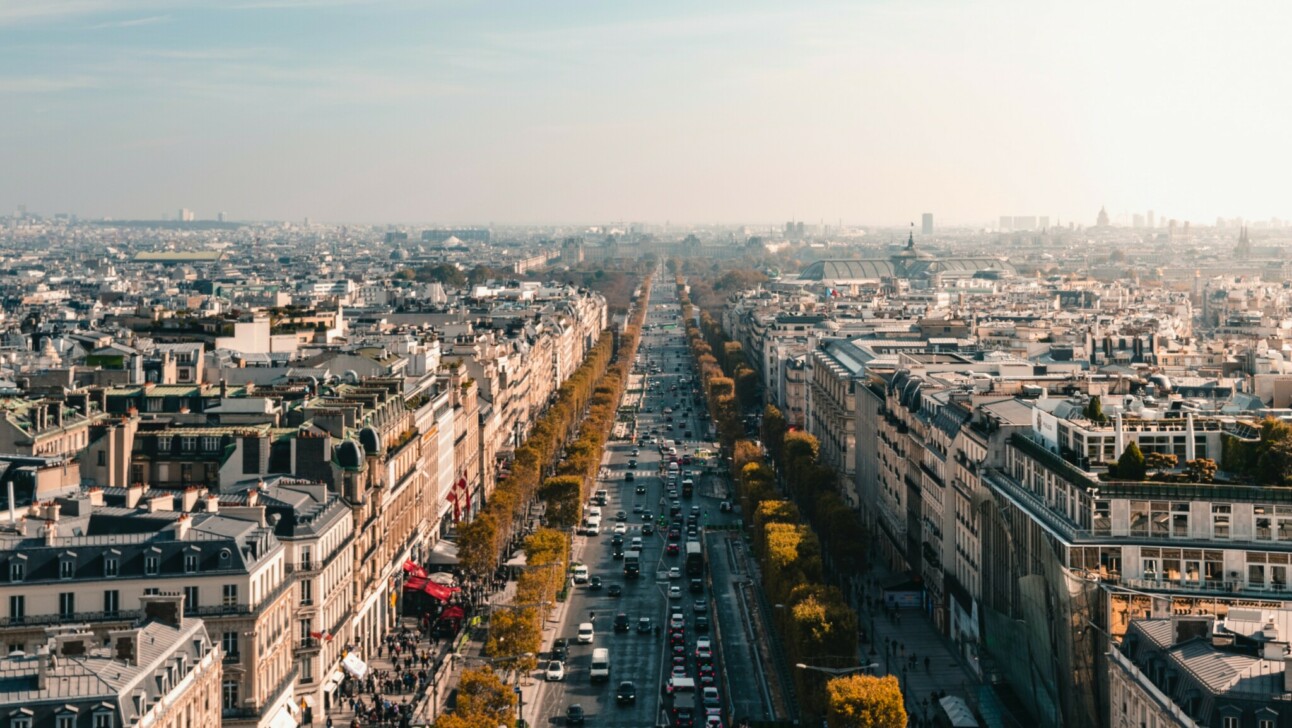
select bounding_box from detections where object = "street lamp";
[795,662,880,676]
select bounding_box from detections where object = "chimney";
[43,519,57,546]
[181,486,200,513]
[204,494,219,514]
[87,487,104,507]
[110,629,138,665]
[173,513,191,540]
[46,502,60,522]
[125,483,145,509]
[246,488,260,507]
[37,647,52,690]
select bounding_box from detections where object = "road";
[533,277,749,727]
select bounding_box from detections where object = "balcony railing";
[1126,577,1290,599]
[3,609,143,628]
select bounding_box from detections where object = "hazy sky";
[3,0,1290,226]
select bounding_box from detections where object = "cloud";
[0,75,96,93]
[88,14,172,29]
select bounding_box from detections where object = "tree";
[1116,442,1147,481]
[485,606,541,675]
[539,476,584,529]
[825,674,907,728]
[456,513,499,576]
[1184,457,1218,483]
[1145,452,1177,471]
[1083,395,1107,424]
[442,667,516,727]
[762,404,788,461]
[1257,438,1292,486]
[417,263,467,288]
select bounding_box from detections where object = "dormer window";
[181,436,196,453]
[145,554,159,576]
[201,436,219,452]
[157,435,172,453]
[184,553,199,573]
[60,559,74,579]
[9,560,24,583]
[104,552,119,578]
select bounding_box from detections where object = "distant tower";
[921,213,933,235]
[217,211,227,223]
[1096,206,1110,227]
[907,222,916,250]
[1147,210,1155,229]
[1236,226,1251,259]
[178,208,194,222]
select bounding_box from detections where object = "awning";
[423,580,458,601]
[426,539,459,565]
[439,605,466,620]
[403,560,428,578]
[342,653,368,679]
[323,669,345,693]
[268,705,299,728]
[403,576,428,592]
[427,572,457,586]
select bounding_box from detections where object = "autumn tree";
[826,674,907,728]
[456,512,499,577]
[1145,452,1177,472]
[1184,457,1218,483]
[762,404,788,461]
[486,606,541,675]
[539,476,584,529]
[441,667,517,727]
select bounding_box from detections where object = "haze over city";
[4,0,1291,226]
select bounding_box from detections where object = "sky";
[2,0,1291,227]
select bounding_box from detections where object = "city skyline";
[4,0,1291,226]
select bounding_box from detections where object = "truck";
[671,691,697,726]
[590,647,611,682]
[681,478,694,498]
[685,541,703,577]
[623,550,641,579]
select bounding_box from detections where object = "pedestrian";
[924,656,930,673]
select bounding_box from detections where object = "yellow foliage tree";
[825,674,907,728]
[439,667,517,728]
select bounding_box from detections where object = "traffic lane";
[706,532,765,724]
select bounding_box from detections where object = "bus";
[685,542,704,577]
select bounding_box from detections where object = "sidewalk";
[852,566,983,728]
[323,618,454,728]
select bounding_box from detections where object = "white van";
[572,564,589,584]
[585,516,602,536]
[588,506,602,518]
[577,622,595,644]
[590,648,610,682]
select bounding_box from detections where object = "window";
[300,579,312,606]
[181,436,196,453]
[143,587,159,596]
[104,556,119,577]
[1171,503,1189,538]
[97,450,106,466]
[1223,718,1238,728]
[301,655,314,682]
[11,717,32,728]
[201,436,220,452]
[57,717,75,728]
[59,592,75,619]
[1093,501,1111,535]
[157,436,172,452]
[1212,505,1231,540]
[9,561,23,582]
[1130,501,1149,536]
[184,586,199,612]
[222,631,239,657]
[1260,720,1275,728]
[145,555,159,575]
[184,553,198,573]
[103,590,119,615]
[60,560,74,579]
[222,680,239,710]
[222,584,238,607]
[9,595,24,622]
[1256,504,1274,540]
[93,712,115,728]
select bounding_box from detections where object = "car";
[589,576,602,590]
[632,448,640,456]
[668,528,682,541]
[566,704,585,725]
[613,523,628,535]
[628,460,638,469]
[697,661,715,677]
[696,638,712,660]
[670,612,686,629]
[636,485,648,495]
[608,583,622,597]
[691,506,701,517]
[689,578,703,593]
[668,567,682,579]
[637,617,653,634]
[611,534,624,546]
[625,471,635,482]
[702,686,720,708]
[666,542,679,556]
[672,655,689,668]
[577,622,595,644]
[546,660,565,681]
[551,638,569,661]
[669,586,682,599]
[643,523,655,535]
[704,715,723,728]
[671,665,689,679]
[612,548,623,560]
[693,599,707,614]
[669,630,686,645]
[614,613,630,632]
[695,616,710,633]
[641,511,653,522]
[672,644,687,659]
[632,504,644,514]
[615,511,628,522]
[616,680,637,704]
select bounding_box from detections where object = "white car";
[577,622,595,644]
[670,613,686,629]
[546,660,565,682]
[702,686,720,708]
[613,523,628,535]
[696,638,712,660]
[669,586,682,600]
[668,567,681,579]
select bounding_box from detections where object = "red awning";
[438,605,465,620]
[403,560,427,578]
[403,576,428,592]
[422,580,458,601]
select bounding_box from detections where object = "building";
[0,593,223,728]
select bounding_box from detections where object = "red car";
[666,543,680,556]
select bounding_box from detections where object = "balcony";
[294,636,321,653]
[1126,577,1290,600]
[3,609,143,628]
[222,667,299,722]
